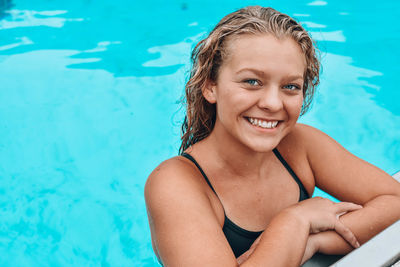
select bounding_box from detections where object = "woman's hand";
[289,197,362,249]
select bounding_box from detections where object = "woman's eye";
[283,84,301,91]
[244,79,261,86]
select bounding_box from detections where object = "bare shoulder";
[278,123,322,149]
[145,156,208,207]
[289,123,354,164]
[289,124,400,202]
[285,123,328,143]
[281,123,339,156]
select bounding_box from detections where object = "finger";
[334,220,360,249]
[334,202,363,214]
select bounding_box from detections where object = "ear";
[202,80,217,104]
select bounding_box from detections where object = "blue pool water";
[0,0,399,266]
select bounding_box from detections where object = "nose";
[257,86,283,112]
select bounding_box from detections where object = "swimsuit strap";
[181,153,218,195]
[182,149,309,200]
[272,148,310,199]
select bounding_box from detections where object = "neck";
[195,120,276,179]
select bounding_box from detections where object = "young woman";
[145,6,400,266]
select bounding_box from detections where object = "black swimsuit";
[181,148,310,258]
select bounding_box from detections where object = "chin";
[245,139,280,153]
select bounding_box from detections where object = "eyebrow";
[236,68,266,76]
[236,68,304,80]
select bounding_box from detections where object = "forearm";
[316,194,400,255]
[241,209,309,267]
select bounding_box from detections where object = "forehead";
[222,34,306,76]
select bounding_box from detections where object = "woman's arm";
[145,157,361,266]
[299,124,400,254]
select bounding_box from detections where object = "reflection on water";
[0,9,83,29]
[0,1,203,77]
[307,0,328,6]
[310,30,345,42]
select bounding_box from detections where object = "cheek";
[216,95,239,119]
[287,96,304,118]
[218,88,248,109]
[216,91,251,123]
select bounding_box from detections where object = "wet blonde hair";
[180,6,320,154]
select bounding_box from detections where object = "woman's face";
[204,33,306,152]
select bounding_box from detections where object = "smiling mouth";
[245,117,281,129]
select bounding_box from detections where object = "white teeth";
[247,117,279,129]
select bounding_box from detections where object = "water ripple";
[0,9,83,29]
